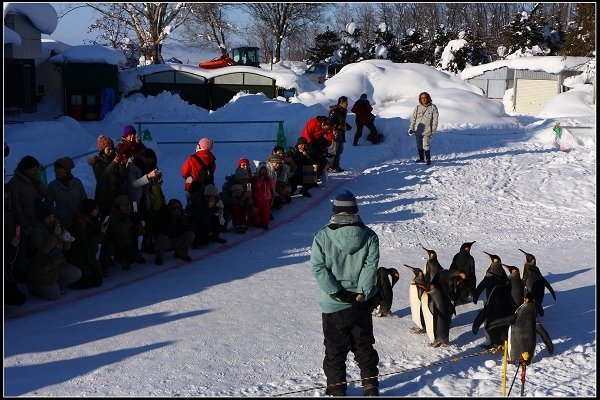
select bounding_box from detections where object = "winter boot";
[325,383,347,397]
[415,149,425,163]
[363,384,379,396]
[425,150,431,165]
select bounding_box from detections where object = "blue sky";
[44,3,246,48]
[43,3,97,45]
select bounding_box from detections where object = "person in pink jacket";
[251,163,274,230]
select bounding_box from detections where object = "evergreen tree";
[306,30,341,64]
[399,28,428,64]
[366,22,398,60]
[560,3,596,57]
[338,22,365,64]
[428,24,451,67]
[463,29,492,66]
[500,4,546,58]
[537,14,565,55]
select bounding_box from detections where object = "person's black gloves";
[333,289,358,303]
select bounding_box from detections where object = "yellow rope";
[272,346,503,397]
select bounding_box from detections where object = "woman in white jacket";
[408,92,439,165]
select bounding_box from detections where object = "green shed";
[210,71,276,110]
[140,69,210,110]
[59,63,119,121]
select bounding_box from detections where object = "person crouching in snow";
[153,199,195,265]
[251,163,274,230]
[185,183,227,248]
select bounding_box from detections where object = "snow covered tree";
[366,22,398,60]
[399,28,428,64]
[439,30,469,73]
[307,30,341,63]
[85,3,192,65]
[427,24,451,67]
[560,3,596,57]
[338,22,365,64]
[498,4,548,58]
[463,29,492,66]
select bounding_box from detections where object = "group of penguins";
[374,241,556,366]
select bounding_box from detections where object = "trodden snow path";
[4,124,596,397]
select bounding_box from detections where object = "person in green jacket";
[310,189,381,397]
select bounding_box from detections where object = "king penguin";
[519,249,556,316]
[502,264,525,313]
[486,294,554,365]
[473,252,508,304]
[449,241,477,304]
[472,252,513,348]
[422,246,443,284]
[405,264,427,333]
[421,282,453,347]
[431,268,466,316]
[373,267,400,317]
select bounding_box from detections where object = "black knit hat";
[332,190,358,214]
[296,137,309,146]
[16,155,40,173]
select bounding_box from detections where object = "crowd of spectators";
[4,116,336,306]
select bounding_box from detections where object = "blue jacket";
[310,217,379,314]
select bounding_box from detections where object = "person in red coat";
[251,163,275,230]
[115,125,147,164]
[300,116,333,177]
[180,137,216,202]
[351,94,380,145]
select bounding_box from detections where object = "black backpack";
[191,154,215,186]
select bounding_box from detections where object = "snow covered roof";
[3,3,58,35]
[460,56,591,80]
[35,38,71,66]
[49,45,127,66]
[4,25,21,45]
[120,63,301,91]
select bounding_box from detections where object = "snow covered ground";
[3,59,596,397]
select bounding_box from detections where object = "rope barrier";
[157,140,279,145]
[272,346,502,397]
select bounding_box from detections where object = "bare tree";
[354,4,377,46]
[239,3,329,63]
[179,3,238,54]
[85,3,193,64]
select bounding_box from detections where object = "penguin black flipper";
[544,278,557,301]
[536,322,554,355]
[535,301,545,317]
[389,268,400,289]
[472,307,489,335]
[473,279,486,304]
[485,315,516,331]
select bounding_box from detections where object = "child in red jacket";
[251,163,274,230]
